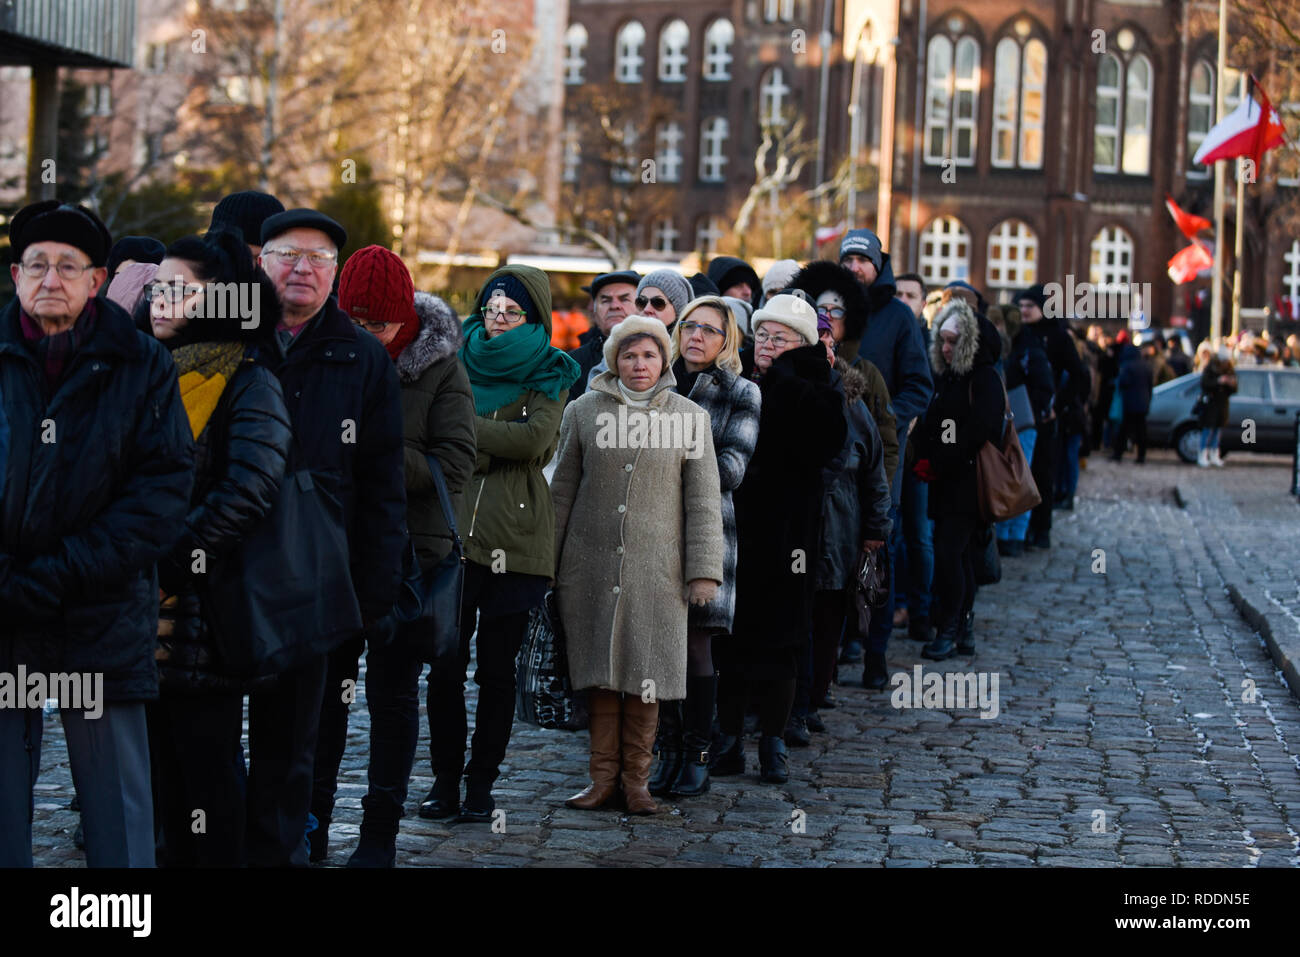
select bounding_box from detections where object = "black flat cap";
[260,208,347,251]
[581,270,641,298]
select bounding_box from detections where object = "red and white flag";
[1167,241,1214,285]
[1164,195,1211,240]
[1193,76,1286,168]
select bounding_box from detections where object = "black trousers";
[426,561,533,800]
[359,637,424,827]
[148,690,245,867]
[932,512,980,631]
[1029,418,1058,536]
[1112,412,1147,461]
[311,632,367,831]
[245,653,329,867]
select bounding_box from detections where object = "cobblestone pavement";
[30,449,1300,867]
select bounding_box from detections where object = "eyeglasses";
[262,248,337,269]
[754,330,798,349]
[816,306,845,320]
[484,304,527,324]
[18,260,95,281]
[679,320,724,339]
[635,295,669,312]
[353,318,397,333]
[145,281,200,302]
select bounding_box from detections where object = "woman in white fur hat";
[552,315,724,816]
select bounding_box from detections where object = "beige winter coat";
[552,369,725,701]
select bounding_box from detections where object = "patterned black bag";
[515,591,581,731]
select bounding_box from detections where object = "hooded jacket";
[400,292,477,570]
[914,299,1006,522]
[1115,343,1154,416]
[707,256,762,305]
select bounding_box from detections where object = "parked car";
[1146,366,1300,462]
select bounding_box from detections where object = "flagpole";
[1231,72,1248,340]
[1211,0,1228,346]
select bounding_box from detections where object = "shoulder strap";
[425,452,463,550]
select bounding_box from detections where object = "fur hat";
[928,297,981,376]
[10,200,112,266]
[762,258,801,298]
[603,314,673,370]
[751,293,818,346]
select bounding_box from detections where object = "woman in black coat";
[144,229,293,867]
[1197,351,1237,467]
[712,295,846,784]
[911,297,1005,661]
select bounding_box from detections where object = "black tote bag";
[202,466,362,678]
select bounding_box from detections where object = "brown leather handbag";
[973,379,1041,523]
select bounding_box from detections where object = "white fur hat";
[603,314,674,370]
[751,293,818,346]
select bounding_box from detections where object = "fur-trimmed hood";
[928,298,1000,377]
[790,259,872,341]
[833,357,869,404]
[398,291,463,382]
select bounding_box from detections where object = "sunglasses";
[635,295,670,312]
[816,306,846,320]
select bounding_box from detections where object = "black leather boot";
[346,823,397,868]
[710,734,744,776]
[456,774,495,824]
[418,779,460,820]
[922,620,959,660]
[956,610,975,655]
[758,735,789,784]
[648,701,683,797]
[671,676,714,797]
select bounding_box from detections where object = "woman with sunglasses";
[420,266,580,824]
[642,296,761,799]
[143,228,292,866]
[581,270,693,391]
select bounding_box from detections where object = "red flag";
[1194,75,1286,168]
[1167,241,1213,284]
[1165,195,1211,240]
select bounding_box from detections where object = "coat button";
[349,352,356,358]
[325,350,333,357]
[518,503,525,508]
[612,586,620,594]
[617,504,626,513]
[616,546,624,555]
[624,464,633,472]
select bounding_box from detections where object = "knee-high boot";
[620,696,660,815]
[670,675,715,797]
[565,689,623,810]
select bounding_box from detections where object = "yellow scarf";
[172,341,245,439]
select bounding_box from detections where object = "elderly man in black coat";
[0,201,195,867]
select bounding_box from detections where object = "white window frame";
[1123,54,1152,175]
[919,216,971,285]
[652,218,680,253]
[1094,54,1121,173]
[1089,226,1134,289]
[610,121,638,184]
[924,35,953,164]
[992,38,1019,168]
[615,21,646,84]
[563,23,587,85]
[1019,39,1046,169]
[700,116,729,182]
[760,66,791,128]
[924,33,979,166]
[562,120,580,183]
[1284,240,1300,303]
[696,216,724,256]
[1187,59,1214,178]
[704,19,734,82]
[659,19,689,83]
[764,0,795,21]
[986,219,1038,291]
[655,121,683,182]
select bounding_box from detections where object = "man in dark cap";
[210,189,286,257]
[247,207,405,866]
[0,201,194,867]
[567,269,638,403]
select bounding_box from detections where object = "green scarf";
[458,313,580,414]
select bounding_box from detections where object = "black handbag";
[202,465,362,678]
[973,523,1002,586]
[515,590,580,731]
[853,545,890,635]
[389,453,465,665]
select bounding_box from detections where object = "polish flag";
[1193,76,1286,168]
[1167,241,1214,284]
[815,224,846,245]
[1164,195,1211,240]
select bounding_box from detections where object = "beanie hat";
[483,272,539,325]
[839,228,882,271]
[106,236,165,276]
[10,200,112,266]
[721,295,754,337]
[105,261,158,316]
[688,272,720,298]
[603,314,674,372]
[762,258,801,297]
[338,245,418,361]
[638,269,692,319]
[210,190,285,246]
[751,293,818,347]
[1017,283,1047,310]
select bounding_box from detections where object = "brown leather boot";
[620,696,660,815]
[565,689,623,810]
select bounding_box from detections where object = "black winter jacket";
[732,344,847,647]
[567,327,605,404]
[250,297,406,622]
[157,357,292,692]
[1024,315,1087,413]
[1008,327,1055,426]
[0,297,194,702]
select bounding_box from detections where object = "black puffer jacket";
[567,328,605,404]
[817,363,893,591]
[0,296,194,702]
[1007,326,1055,427]
[157,357,292,692]
[731,344,847,647]
[914,300,1005,523]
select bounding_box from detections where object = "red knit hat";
[338,245,418,360]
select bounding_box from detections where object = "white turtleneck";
[617,380,656,408]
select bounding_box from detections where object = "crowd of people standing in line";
[3,190,1232,871]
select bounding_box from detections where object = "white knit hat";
[603,314,674,370]
[761,258,801,297]
[751,293,818,346]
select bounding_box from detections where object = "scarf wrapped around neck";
[458,313,580,414]
[171,341,245,439]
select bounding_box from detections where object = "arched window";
[993,36,1047,168]
[659,19,689,82]
[655,121,684,182]
[760,66,791,127]
[986,219,1038,291]
[919,216,971,284]
[563,24,587,85]
[1094,50,1153,175]
[704,19,734,81]
[700,116,729,181]
[1090,226,1134,289]
[615,21,646,84]
[924,31,979,165]
[1187,59,1214,176]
